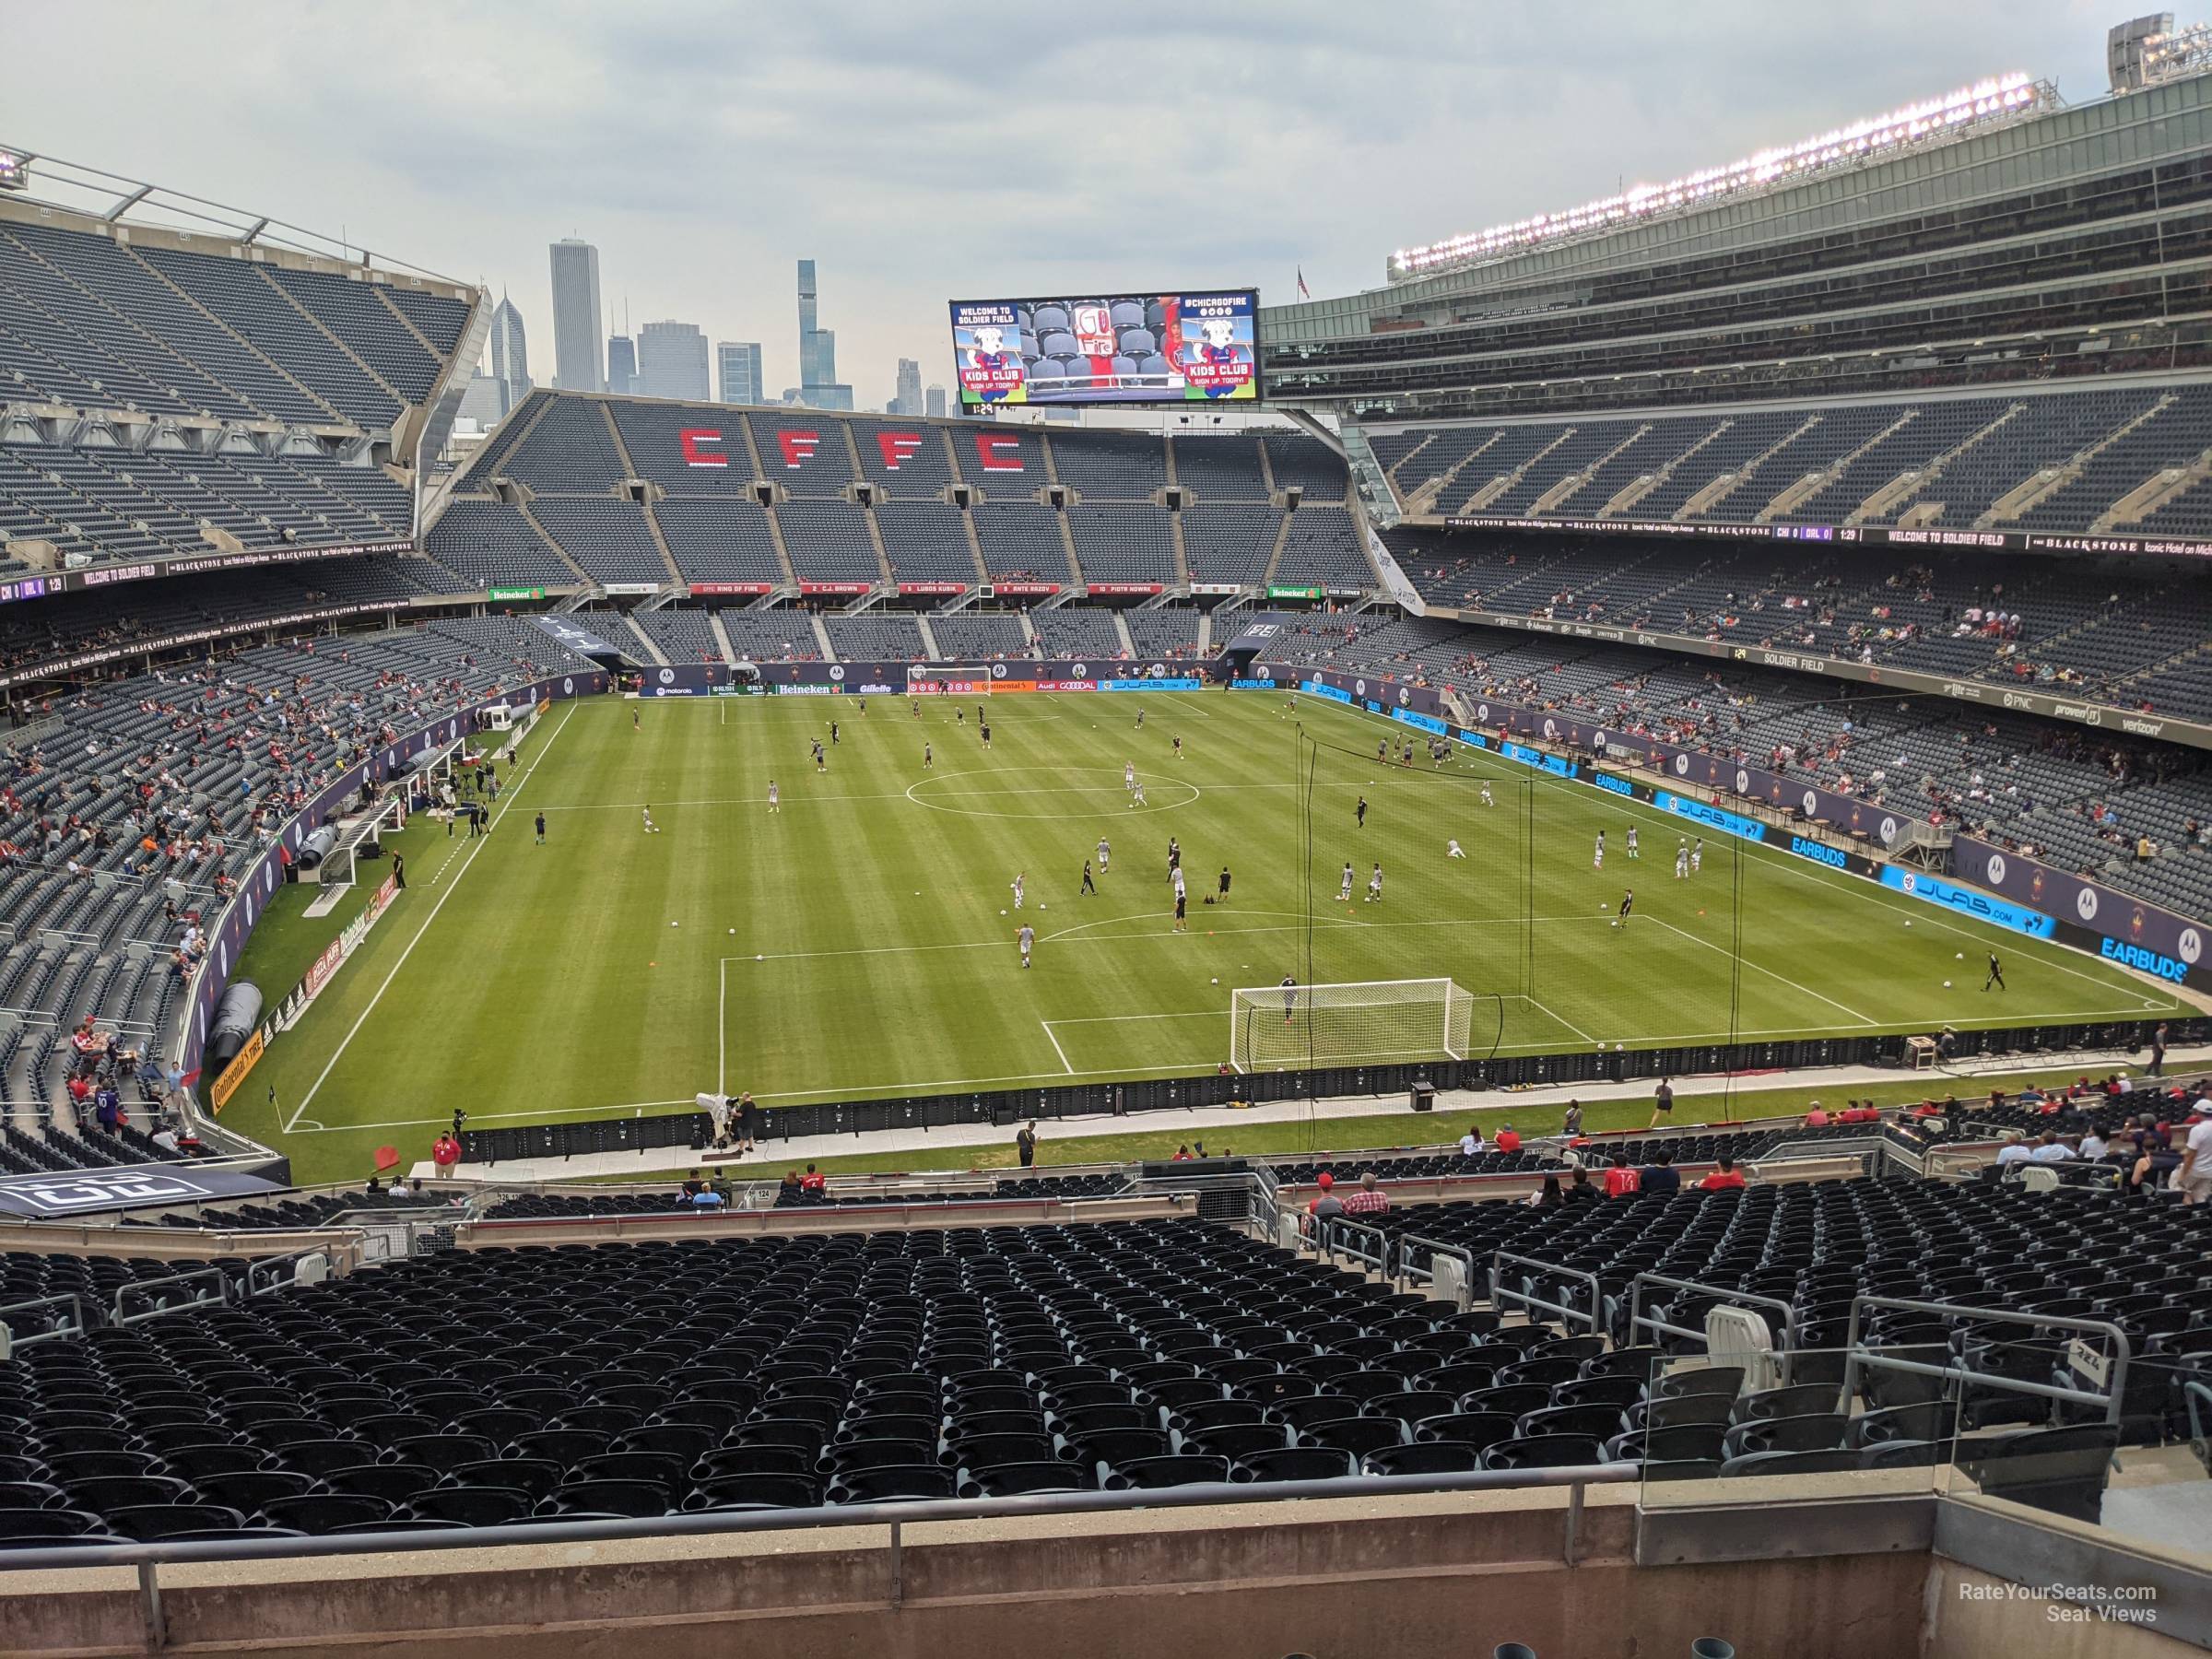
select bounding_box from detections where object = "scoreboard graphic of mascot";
[950,289,1259,406]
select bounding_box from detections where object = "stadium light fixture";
[0,149,29,193]
[1391,74,2048,279]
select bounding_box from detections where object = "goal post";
[909,665,999,692]
[1229,978,1472,1071]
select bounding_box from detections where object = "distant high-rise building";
[637,321,711,402]
[457,370,504,427]
[925,383,947,419]
[795,258,853,410]
[888,358,924,416]
[718,341,765,406]
[606,334,636,397]
[488,294,530,415]
[548,239,604,392]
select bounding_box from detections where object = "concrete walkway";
[409,1041,2212,1186]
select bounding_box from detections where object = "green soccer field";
[218,687,2189,1183]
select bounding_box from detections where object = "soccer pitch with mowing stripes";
[218,688,2190,1182]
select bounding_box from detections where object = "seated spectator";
[1494,1124,1521,1153]
[1525,1174,1564,1209]
[2028,1130,2074,1163]
[1641,1148,1681,1194]
[1458,1126,1485,1158]
[1603,1155,1641,1198]
[1341,1171,1389,1216]
[1307,1171,1345,1221]
[2079,1126,2109,1160]
[1805,1101,1830,1128]
[1699,1156,1746,1191]
[1994,1134,2033,1168]
[689,1183,727,1209]
[1563,1168,1597,1204]
[799,1163,826,1194]
[681,1170,707,1198]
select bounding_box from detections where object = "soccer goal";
[910,665,997,692]
[1229,978,1474,1071]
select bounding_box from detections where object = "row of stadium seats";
[4,1176,2195,1547]
[1365,384,2212,534]
[426,493,1368,593]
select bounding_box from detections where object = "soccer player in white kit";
[641,806,661,833]
[1480,782,1494,807]
[1627,827,1639,860]
[1131,780,1147,806]
[1676,840,1689,879]
[1097,836,1111,874]
[1018,922,1034,968]
[1692,838,1703,875]
[1368,863,1384,902]
[1447,839,1466,858]
[1124,761,1136,793]
[1010,873,1026,911]
[1338,862,1354,900]
[1594,830,1605,871]
[766,781,780,815]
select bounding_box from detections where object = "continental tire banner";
[208,1030,265,1113]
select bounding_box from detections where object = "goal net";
[1230,978,1473,1071]
[910,666,998,691]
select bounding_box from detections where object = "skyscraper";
[488,294,530,416]
[718,342,765,406]
[925,383,947,418]
[795,258,853,410]
[606,334,636,397]
[637,321,712,402]
[548,239,603,393]
[891,358,923,416]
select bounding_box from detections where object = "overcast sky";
[6,1,2115,411]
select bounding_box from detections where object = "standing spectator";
[430,1132,462,1180]
[1342,1171,1390,1216]
[2179,1100,2212,1206]
[392,853,406,892]
[1016,1121,1038,1169]
[1647,1077,1675,1129]
[736,1092,760,1153]
[2147,1022,2169,1078]
[1561,1100,1583,1138]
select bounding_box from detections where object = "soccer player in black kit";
[1983,952,2006,992]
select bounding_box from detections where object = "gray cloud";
[5,1,2107,409]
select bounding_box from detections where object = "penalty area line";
[1041,1021,1076,1075]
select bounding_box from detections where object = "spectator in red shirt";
[1341,1171,1390,1216]
[1495,1124,1522,1153]
[1804,1102,1829,1127]
[430,1133,462,1180]
[1700,1157,1747,1191]
[1603,1155,1641,1198]
[799,1163,826,1194]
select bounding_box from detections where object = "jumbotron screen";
[950,289,1260,406]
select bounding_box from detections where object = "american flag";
[1296,266,1311,300]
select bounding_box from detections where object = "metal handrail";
[1841,1294,2132,1428]
[1628,1272,1803,1382]
[0,1292,87,1347]
[243,1250,330,1299]
[1396,1234,1474,1297]
[1491,1249,1602,1335]
[0,1463,1639,1575]
[112,1266,229,1326]
[1326,1217,1391,1275]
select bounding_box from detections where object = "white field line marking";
[1317,697,2158,1004]
[1526,994,1596,1043]
[1643,914,1880,1027]
[290,1000,2171,1135]
[1041,1020,1076,1075]
[717,957,728,1098]
[286,700,579,1128]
